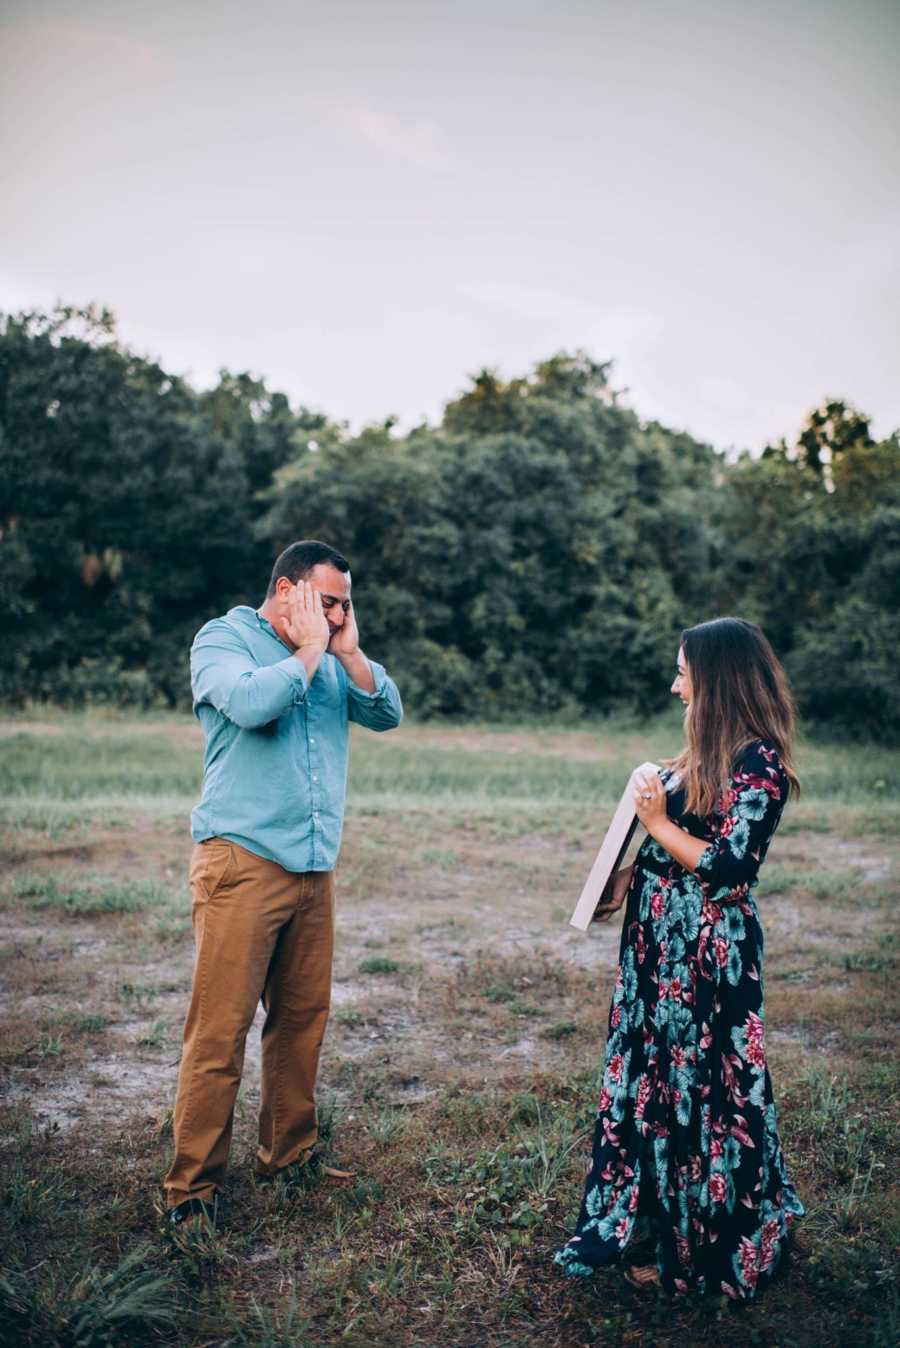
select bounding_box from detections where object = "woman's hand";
[633,765,667,833]
[592,863,633,923]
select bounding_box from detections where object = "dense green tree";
[198,371,327,497]
[713,403,899,733]
[1,311,897,737]
[0,307,321,704]
[259,351,721,717]
[764,398,875,483]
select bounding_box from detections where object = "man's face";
[303,563,351,639]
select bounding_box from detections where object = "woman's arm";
[635,780,708,873]
[591,863,634,923]
[633,745,788,900]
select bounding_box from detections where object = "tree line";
[1,306,897,738]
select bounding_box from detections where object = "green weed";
[0,1246,179,1346]
[421,847,460,866]
[225,1284,311,1347]
[42,1010,107,1033]
[366,1106,408,1145]
[118,982,158,1007]
[841,932,897,973]
[8,873,171,915]
[544,1020,579,1039]
[762,865,868,902]
[137,1018,169,1049]
[358,956,403,975]
[801,1071,880,1182]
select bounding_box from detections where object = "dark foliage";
[1,308,897,735]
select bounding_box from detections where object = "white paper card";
[569,764,662,932]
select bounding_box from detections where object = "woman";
[555,617,805,1299]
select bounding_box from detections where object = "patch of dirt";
[759,896,858,949]
[829,839,895,884]
[5,842,99,870]
[1,816,896,1138]
[4,1056,177,1135]
[3,823,192,886]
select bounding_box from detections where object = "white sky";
[2,0,898,452]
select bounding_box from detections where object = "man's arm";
[343,658,403,731]
[328,599,403,730]
[192,622,310,729]
[335,648,377,694]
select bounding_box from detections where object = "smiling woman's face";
[671,645,693,706]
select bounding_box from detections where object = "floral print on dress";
[555,740,804,1298]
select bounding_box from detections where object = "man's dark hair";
[266,540,350,597]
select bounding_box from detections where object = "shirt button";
[312,775,318,783]
[310,737,316,745]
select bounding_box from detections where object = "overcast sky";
[2,0,898,452]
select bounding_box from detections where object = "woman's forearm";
[646,818,708,874]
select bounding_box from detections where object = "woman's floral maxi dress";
[556,740,804,1299]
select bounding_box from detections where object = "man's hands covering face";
[327,600,359,657]
[283,581,330,653]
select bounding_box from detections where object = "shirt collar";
[255,610,292,652]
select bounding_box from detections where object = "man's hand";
[283,581,330,654]
[592,864,633,923]
[331,603,376,694]
[327,600,360,657]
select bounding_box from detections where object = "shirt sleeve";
[191,620,308,729]
[342,659,403,731]
[693,742,789,903]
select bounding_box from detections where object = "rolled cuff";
[346,659,388,700]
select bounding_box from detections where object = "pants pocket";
[190,839,236,904]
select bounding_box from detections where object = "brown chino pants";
[164,838,334,1207]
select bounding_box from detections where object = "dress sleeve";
[693,742,789,903]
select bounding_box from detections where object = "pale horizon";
[2,0,898,453]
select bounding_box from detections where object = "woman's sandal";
[624,1264,662,1289]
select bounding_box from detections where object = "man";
[164,540,402,1230]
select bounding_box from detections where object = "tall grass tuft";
[0,1246,179,1346]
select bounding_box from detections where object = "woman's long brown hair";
[670,617,801,817]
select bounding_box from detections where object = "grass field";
[0,710,897,1347]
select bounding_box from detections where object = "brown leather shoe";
[256,1148,355,1187]
[302,1148,355,1180]
[166,1195,219,1237]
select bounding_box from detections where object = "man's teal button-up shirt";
[189,605,402,872]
